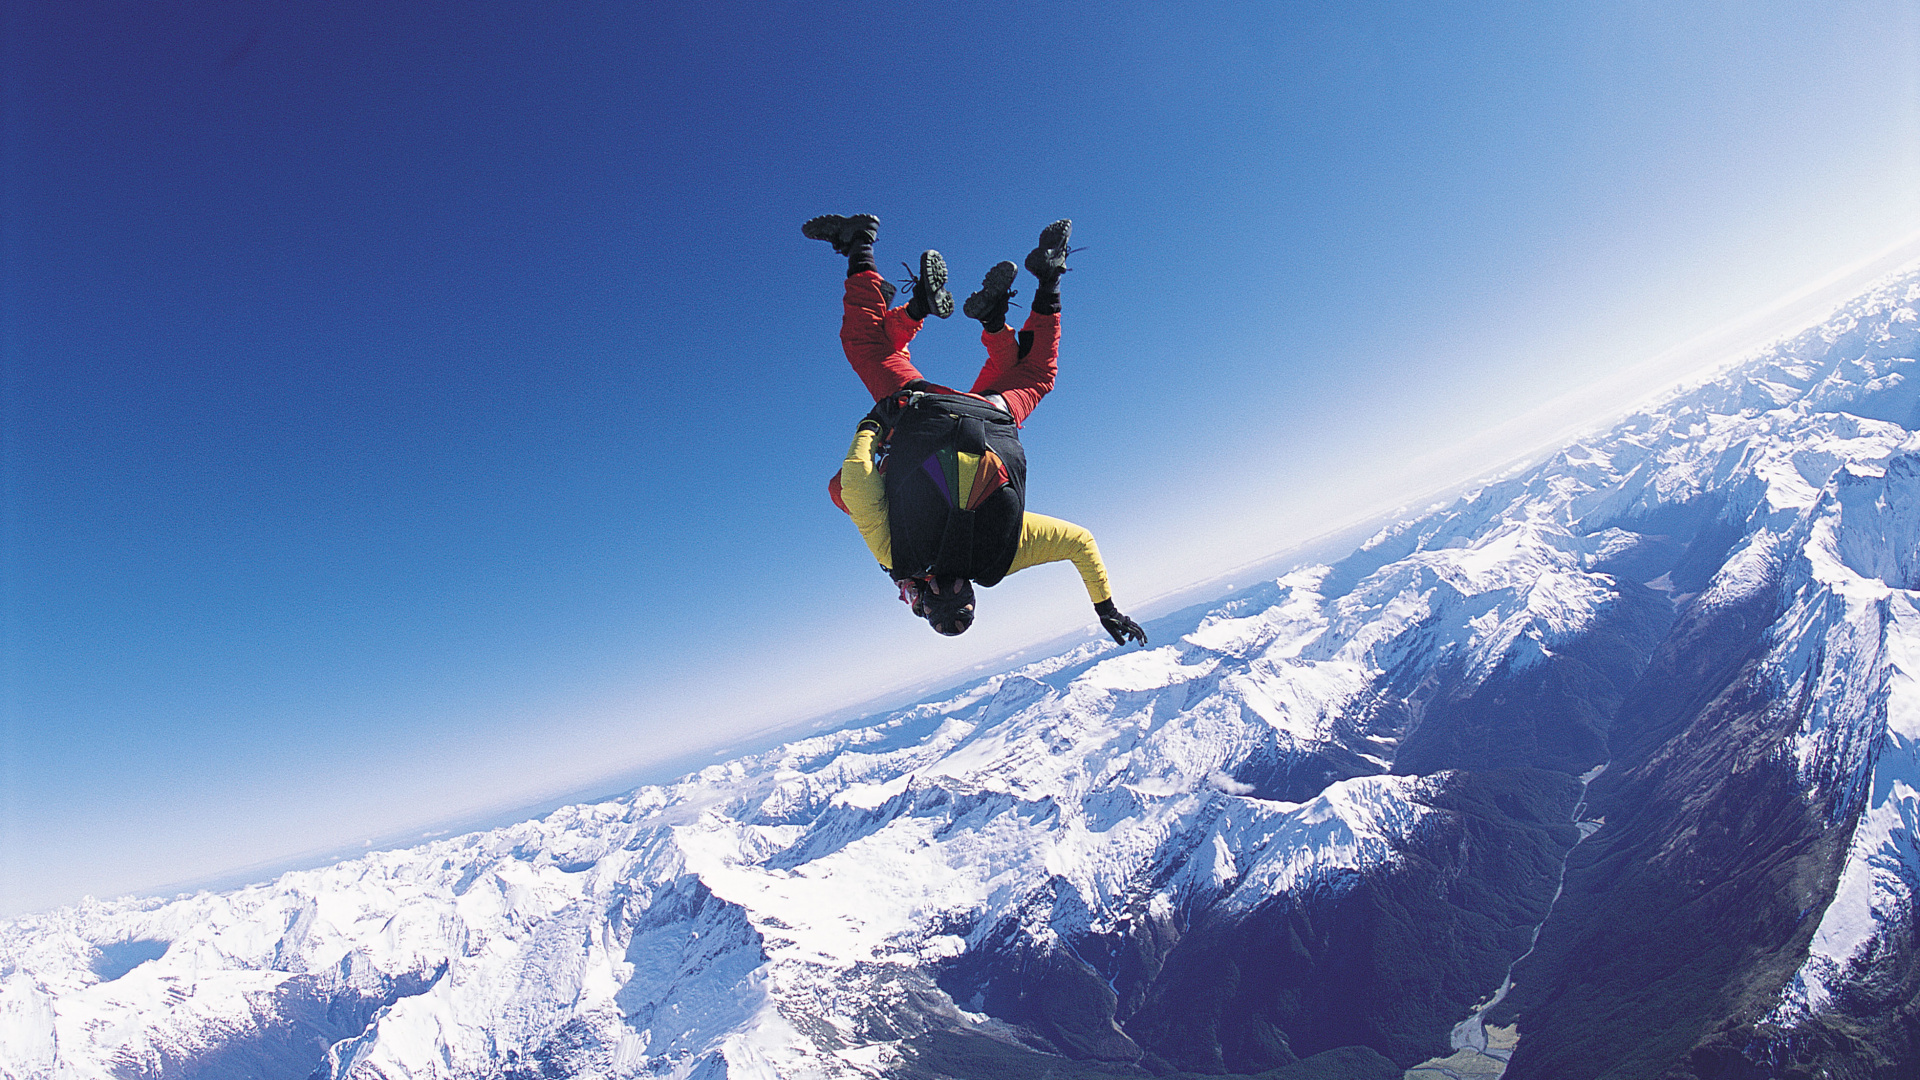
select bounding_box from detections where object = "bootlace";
[966,286,1022,317]
[897,261,923,294]
[1005,287,1027,312]
[1030,245,1085,281]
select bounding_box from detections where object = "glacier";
[5,266,1920,1079]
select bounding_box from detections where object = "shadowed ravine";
[1407,764,1609,1080]
[2,267,1919,1080]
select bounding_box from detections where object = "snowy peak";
[5,264,1920,1079]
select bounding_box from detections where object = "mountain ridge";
[6,264,1920,1079]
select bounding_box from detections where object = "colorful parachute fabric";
[920,447,1010,511]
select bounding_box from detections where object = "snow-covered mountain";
[7,266,1920,1080]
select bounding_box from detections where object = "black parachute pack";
[871,383,1028,587]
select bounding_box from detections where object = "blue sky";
[3,0,1918,915]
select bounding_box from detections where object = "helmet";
[908,576,975,636]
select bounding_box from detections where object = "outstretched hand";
[1094,599,1147,646]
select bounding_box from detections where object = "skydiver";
[803,213,1148,646]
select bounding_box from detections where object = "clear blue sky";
[3,0,1917,914]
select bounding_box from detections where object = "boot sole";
[802,214,879,251]
[801,215,844,242]
[1028,219,1073,278]
[963,261,1019,321]
[921,250,954,318]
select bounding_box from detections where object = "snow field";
[3,267,1919,1078]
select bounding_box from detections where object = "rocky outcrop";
[2,267,1919,1079]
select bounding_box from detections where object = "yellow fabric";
[955,451,980,507]
[838,426,1113,604]
[1006,512,1112,603]
[841,425,894,570]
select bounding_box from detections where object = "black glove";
[1094,598,1147,646]
[862,394,905,435]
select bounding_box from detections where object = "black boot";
[802,213,881,277]
[1024,219,1071,315]
[963,261,1019,332]
[901,250,954,320]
